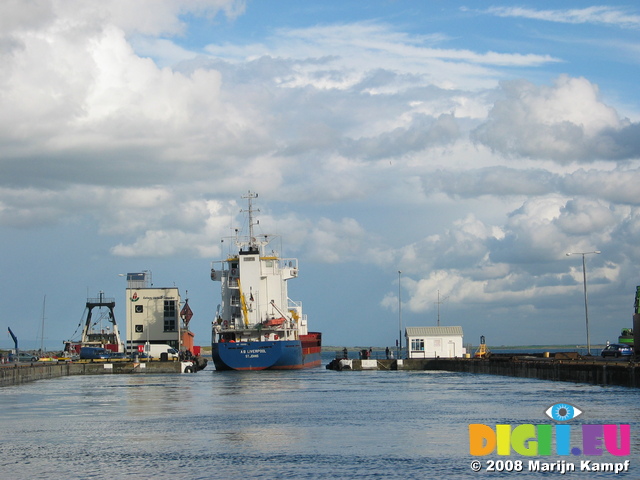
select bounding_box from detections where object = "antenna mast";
[435,290,448,327]
[241,191,260,250]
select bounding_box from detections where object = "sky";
[2,0,640,352]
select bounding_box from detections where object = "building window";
[164,300,177,332]
[411,338,425,351]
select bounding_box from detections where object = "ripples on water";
[0,358,638,479]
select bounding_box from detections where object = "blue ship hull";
[212,340,322,371]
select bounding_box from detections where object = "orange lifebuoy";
[274,335,279,340]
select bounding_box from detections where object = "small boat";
[210,192,322,370]
[63,292,124,356]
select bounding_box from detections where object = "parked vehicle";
[601,343,633,358]
[79,347,111,360]
[144,344,179,360]
[9,353,38,362]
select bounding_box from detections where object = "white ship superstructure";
[210,192,321,370]
[211,192,307,342]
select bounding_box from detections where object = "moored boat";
[210,192,321,370]
[63,292,124,356]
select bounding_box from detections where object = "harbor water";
[0,354,638,479]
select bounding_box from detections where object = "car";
[79,347,111,360]
[600,343,633,358]
[109,352,126,360]
[9,353,38,362]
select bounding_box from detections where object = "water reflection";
[0,368,639,479]
[214,370,305,396]
[122,376,194,417]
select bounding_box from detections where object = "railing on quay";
[335,349,404,361]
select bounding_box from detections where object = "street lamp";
[398,270,402,360]
[566,251,601,355]
[118,273,131,355]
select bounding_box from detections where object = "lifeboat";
[263,317,286,327]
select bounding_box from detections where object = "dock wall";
[330,357,640,388]
[0,361,192,387]
[0,363,70,387]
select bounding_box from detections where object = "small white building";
[405,326,464,359]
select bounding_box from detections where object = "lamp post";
[145,299,153,359]
[118,273,131,355]
[566,251,601,355]
[398,270,402,360]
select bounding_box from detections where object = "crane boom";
[7,327,18,350]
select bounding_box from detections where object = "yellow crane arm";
[237,278,250,327]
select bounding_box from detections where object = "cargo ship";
[210,192,322,370]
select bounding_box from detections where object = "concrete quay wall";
[0,363,70,387]
[0,361,188,387]
[330,357,640,388]
[420,358,639,388]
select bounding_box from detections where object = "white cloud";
[278,22,557,67]
[557,198,617,236]
[203,21,559,93]
[472,75,640,162]
[0,0,246,37]
[423,166,640,205]
[2,2,640,348]
[485,6,640,30]
[374,192,640,325]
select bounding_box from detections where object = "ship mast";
[241,191,260,251]
[40,295,46,353]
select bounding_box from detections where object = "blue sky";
[1,0,640,351]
